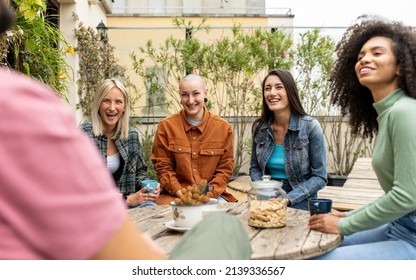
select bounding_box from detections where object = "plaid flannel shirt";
[81,122,148,194]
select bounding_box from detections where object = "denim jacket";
[249,113,327,206]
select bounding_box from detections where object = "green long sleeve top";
[339,89,416,236]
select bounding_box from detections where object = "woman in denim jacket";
[250,69,327,210]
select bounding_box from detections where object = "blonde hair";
[91,78,130,140]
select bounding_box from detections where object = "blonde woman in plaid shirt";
[81,78,160,208]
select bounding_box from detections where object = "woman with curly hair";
[309,15,416,259]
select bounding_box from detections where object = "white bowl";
[171,198,218,228]
[202,208,228,218]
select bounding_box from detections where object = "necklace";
[186,116,201,126]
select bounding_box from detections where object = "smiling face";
[263,75,290,113]
[355,36,400,95]
[179,78,207,121]
[99,87,126,134]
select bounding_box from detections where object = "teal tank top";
[266,144,287,179]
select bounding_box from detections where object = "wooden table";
[128,201,342,260]
[319,157,384,211]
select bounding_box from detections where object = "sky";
[266,0,416,41]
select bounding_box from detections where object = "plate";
[164,220,191,232]
[208,198,218,204]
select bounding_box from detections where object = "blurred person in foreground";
[0,1,250,260]
[249,69,327,210]
[309,15,416,259]
[151,74,237,204]
[81,78,160,208]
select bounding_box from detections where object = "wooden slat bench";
[319,157,384,211]
[227,175,251,202]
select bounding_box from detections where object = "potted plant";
[321,114,375,186]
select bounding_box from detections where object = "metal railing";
[112,6,292,16]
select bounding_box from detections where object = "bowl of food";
[170,180,218,228]
[171,198,219,228]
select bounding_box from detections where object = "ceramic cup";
[308,198,332,215]
[171,199,219,228]
[140,179,158,193]
[171,203,205,228]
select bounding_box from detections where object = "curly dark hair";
[330,15,416,139]
[253,69,307,137]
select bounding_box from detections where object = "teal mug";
[141,179,158,193]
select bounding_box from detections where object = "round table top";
[128,202,343,260]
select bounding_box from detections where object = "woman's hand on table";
[126,184,161,207]
[143,183,160,201]
[175,189,183,198]
[308,212,344,234]
[331,209,347,218]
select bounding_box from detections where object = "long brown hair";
[253,69,307,137]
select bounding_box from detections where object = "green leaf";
[23,62,31,76]
[26,39,37,51]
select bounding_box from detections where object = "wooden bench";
[227,175,251,202]
[319,157,384,211]
[228,158,384,211]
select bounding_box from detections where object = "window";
[144,67,166,111]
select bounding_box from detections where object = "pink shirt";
[0,69,126,259]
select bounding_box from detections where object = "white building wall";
[57,0,109,123]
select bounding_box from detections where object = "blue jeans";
[313,222,416,259]
[128,201,156,209]
[282,181,316,211]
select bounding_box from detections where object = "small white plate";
[208,198,218,204]
[164,220,191,232]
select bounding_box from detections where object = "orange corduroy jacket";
[151,109,237,204]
